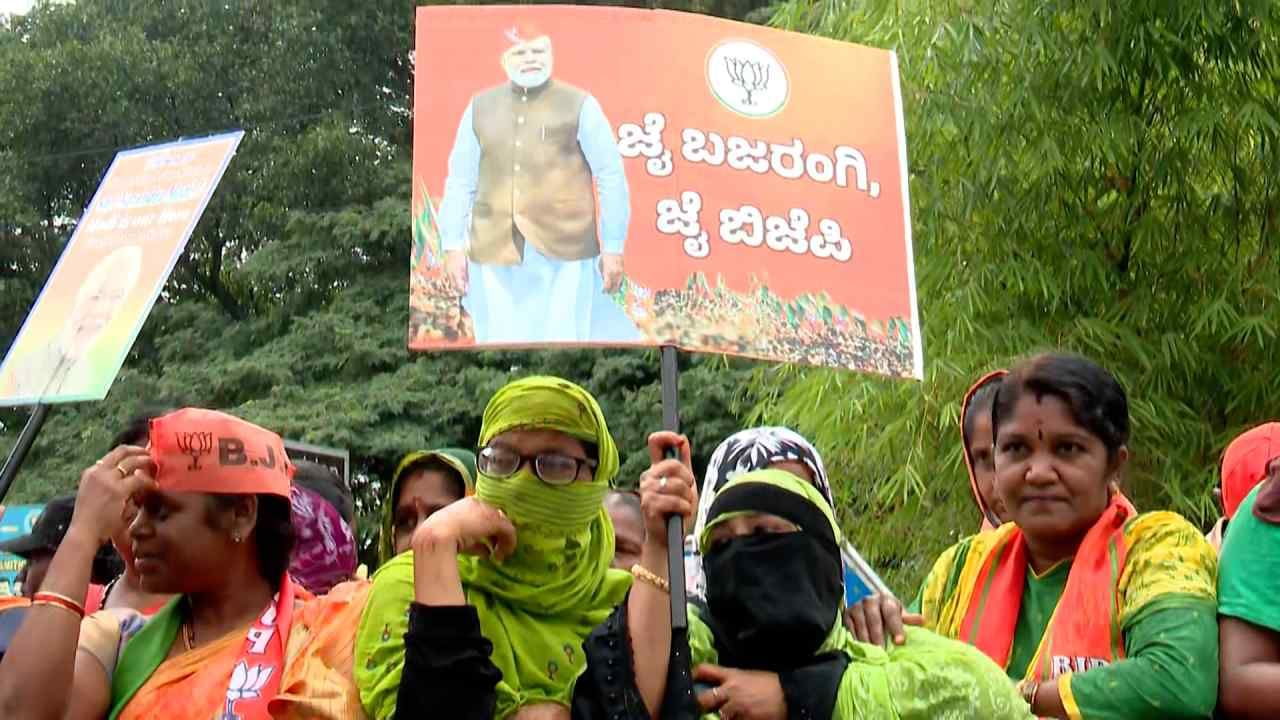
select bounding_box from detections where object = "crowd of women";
[0,350,1275,719]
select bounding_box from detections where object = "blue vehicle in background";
[0,504,44,597]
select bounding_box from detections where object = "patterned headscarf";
[689,427,833,599]
[289,484,357,596]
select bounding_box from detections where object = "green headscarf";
[355,377,632,719]
[689,469,1031,720]
[377,448,477,565]
[699,468,840,552]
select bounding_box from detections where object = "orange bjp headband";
[148,408,293,497]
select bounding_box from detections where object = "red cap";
[1221,422,1280,519]
[504,22,548,47]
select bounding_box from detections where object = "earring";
[232,533,242,544]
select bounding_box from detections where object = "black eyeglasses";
[478,445,597,486]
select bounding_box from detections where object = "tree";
[753,0,1280,593]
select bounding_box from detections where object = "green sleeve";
[687,604,719,668]
[686,608,724,720]
[907,585,923,615]
[916,538,974,629]
[1218,486,1280,632]
[832,627,1033,720]
[1068,596,1218,720]
[354,553,415,720]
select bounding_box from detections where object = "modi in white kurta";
[437,29,640,344]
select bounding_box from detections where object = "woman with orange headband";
[0,408,366,720]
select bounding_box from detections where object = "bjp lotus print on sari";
[410,6,921,379]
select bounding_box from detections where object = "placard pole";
[0,404,51,505]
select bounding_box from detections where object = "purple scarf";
[289,485,357,595]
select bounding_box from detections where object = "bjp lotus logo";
[221,661,273,720]
[724,57,769,106]
[176,431,214,470]
[706,39,789,118]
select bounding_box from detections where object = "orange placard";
[409,6,921,379]
[0,132,243,405]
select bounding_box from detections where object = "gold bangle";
[630,564,670,594]
[1017,679,1039,706]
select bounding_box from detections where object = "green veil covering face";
[356,377,631,719]
[377,448,477,565]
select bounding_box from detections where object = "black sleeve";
[571,599,698,720]
[776,652,849,720]
[395,603,501,720]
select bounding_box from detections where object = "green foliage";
[753,0,1280,593]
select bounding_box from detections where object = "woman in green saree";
[906,353,1218,719]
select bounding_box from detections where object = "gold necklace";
[182,598,196,651]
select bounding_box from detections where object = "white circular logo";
[706,39,790,118]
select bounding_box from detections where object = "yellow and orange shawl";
[112,580,369,720]
[960,369,1008,533]
[919,494,1213,684]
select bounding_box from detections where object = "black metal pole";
[0,404,51,505]
[659,345,698,717]
[660,346,686,629]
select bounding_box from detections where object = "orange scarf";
[112,577,295,720]
[960,369,1008,532]
[229,577,295,719]
[117,621,248,720]
[957,494,1134,680]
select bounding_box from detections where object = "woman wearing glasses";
[356,376,694,720]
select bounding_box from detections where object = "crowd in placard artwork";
[409,265,914,376]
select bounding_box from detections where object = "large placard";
[409,6,921,378]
